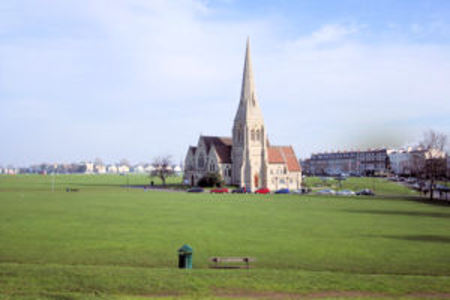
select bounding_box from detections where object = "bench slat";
[210,257,255,263]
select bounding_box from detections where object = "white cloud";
[291,24,360,48]
[259,29,450,156]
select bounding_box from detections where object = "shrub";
[198,172,223,187]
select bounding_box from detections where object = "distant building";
[304,149,390,176]
[132,165,145,174]
[117,165,130,174]
[303,147,447,177]
[107,165,118,174]
[388,148,413,176]
[82,162,94,174]
[173,165,182,176]
[390,147,446,176]
[144,165,155,173]
[3,168,17,175]
[358,149,390,176]
[95,164,106,174]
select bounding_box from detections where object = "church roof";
[188,146,197,155]
[215,144,232,163]
[200,136,232,163]
[268,147,284,163]
[198,136,301,170]
[268,146,302,172]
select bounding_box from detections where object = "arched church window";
[238,130,242,143]
[224,167,231,177]
[198,154,205,168]
[256,129,260,141]
[251,129,255,141]
[252,93,256,106]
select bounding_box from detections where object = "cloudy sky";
[1,0,450,166]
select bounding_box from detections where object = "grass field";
[0,175,449,299]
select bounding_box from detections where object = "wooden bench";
[209,257,255,269]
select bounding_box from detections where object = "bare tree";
[150,156,174,186]
[413,130,448,200]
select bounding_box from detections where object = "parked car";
[232,187,250,193]
[275,188,290,194]
[291,189,302,194]
[336,189,356,196]
[255,188,270,194]
[210,188,229,193]
[291,188,311,194]
[187,187,204,193]
[406,177,417,184]
[436,184,450,192]
[412,183,422,191]
[356,189,375,196]
[316,189,336,195]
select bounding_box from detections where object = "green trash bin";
[178,244,193,269]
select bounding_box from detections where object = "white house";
[95,164,106,174]
[107,165,118,174]
[132,165,145,173]
[118,165,130,174]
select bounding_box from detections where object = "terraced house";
[183,39,302,191]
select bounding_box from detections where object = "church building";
[183,39,302,191]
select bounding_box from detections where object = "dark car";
[187,187,204,193]
[232,187,250,193]
[275,188,290,194]
[356,189,375,196]
[210,188,229,193]
[255,188,270,194]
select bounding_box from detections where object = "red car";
[255,188,270,194]
[210,188,229,193]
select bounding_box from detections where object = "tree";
[413,130,448,200]
[150,156,174,186]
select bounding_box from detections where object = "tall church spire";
[234,37,264,122]
[232,38,268,190]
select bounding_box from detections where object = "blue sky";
[1,0,450,166]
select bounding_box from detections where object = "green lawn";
[303,176,419,196]
[0,175,449,299]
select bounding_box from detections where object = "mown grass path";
[0,175,449,299]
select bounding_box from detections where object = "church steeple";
[232,38,268,190]
[234,38,264,123]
